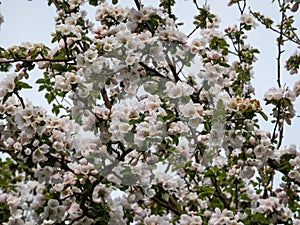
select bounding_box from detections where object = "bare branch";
[276,0,285,88]
[0,57,76,64]
[139,62,162,77]
[187,25,200,38]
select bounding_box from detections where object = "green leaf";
[0,202,10,223]
[221,47,229,56]
[144,81,159,94]
[281,98,291,107]
[277,154,295,174]
[252,212,270,224]
[121,166,138,185]
[204,119,211,132]
[129,114,145,125]
[38,85,46,92]
[89,0,99,6]
[173,134,179,145]
[52,104,62,115]
[15,80,32,89]
[45,93,55,104]
[36,78,45,84]
[199,187,213,198]
[2,93,12,105]
[258,111,268,121]
[51,63,67,72]
[161,109,175,121]
[0,63,12,72]
[218,61,230,68]
[51,34,61,43]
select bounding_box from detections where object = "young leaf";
[259,111,268,121]
[15,80,32,89]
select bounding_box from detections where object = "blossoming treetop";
[0,0,300,224]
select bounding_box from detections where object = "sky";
[0,0,300,148]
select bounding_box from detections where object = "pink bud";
[79,177,86,185]
[246,148,253,154]
[79,158,88,165]
[249,137,256,145]
[289,159,296,166]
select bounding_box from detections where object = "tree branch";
[100,87,112,109]
[138,62,171,80]
[271,104,281,144]
[167,0,172,18]
[210,176,231,209]
[134,0,141,10]
[151,195,180,215]
[165,55,180,82]
[0,57,76,64]
[189,125,207,166]
[192,0,200,10]
[250,9,300,46]
[51,0,62,11]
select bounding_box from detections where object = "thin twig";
[167,0,172,18]
[187,25,200,38]
[14,91,25,109]
[237,0,246,14]
[277,124,284,148]
[63,36,72,63]
[138,62,168,79]
[276,0,285,88]
[271,0,286,148]
[271,110,279,143]
[192,0,200,10]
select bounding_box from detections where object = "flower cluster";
[165,81,194,99]
[1,0,300,225]
[0,73,16,98]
